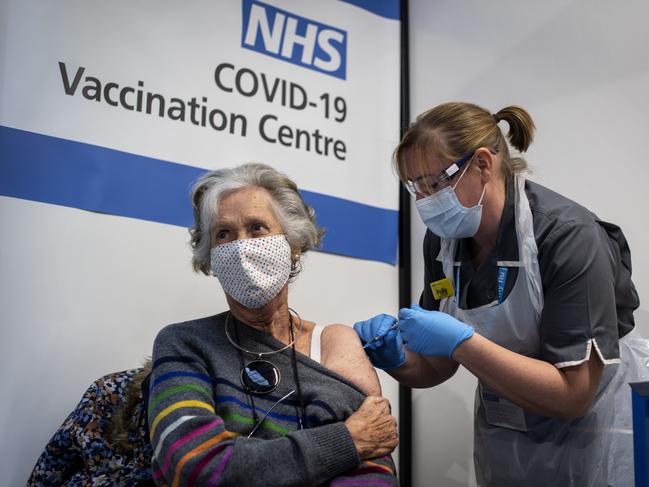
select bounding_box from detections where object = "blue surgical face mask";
[415,162,486,239]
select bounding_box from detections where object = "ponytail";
[494,106,535,153]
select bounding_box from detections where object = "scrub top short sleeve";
[538,217,621,368]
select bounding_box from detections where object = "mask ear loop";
[452,159,473,190]
[476,184,487,205]
[452,158,487,206]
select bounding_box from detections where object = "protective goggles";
[404,151,475,196]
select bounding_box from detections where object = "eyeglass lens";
[406,174,448,196]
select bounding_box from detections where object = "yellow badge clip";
[430,277,455,300]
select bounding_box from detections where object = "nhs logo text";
[241,0,347,80]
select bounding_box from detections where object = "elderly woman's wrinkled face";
[211,187,284,246]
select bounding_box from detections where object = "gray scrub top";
[420,177,639,365]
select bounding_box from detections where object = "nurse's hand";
[398,304,474,358]
[353,314,405,370]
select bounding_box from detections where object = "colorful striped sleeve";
[149,325,361,487]
[329,455,399,486]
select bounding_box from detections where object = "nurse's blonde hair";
[394,102,535,186]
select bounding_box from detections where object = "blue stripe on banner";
[338,0,400,20]
[0,126,398,264]
[300,190,397,264]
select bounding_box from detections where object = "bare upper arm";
[559,349,604,417]
[319,324,382,396]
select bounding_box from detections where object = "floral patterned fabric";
[27,368,153,486]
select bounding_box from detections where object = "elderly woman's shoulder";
[320,324,381,396]
[320,324,361,344]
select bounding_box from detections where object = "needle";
[362,320,399,349]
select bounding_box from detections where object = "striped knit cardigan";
[147,312,398,486]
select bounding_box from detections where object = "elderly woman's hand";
[344,396,398,460]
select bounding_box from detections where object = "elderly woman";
[147,163,399,486]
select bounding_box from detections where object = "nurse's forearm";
[452,333,602,420]
[387,351,459,388]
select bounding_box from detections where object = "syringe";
[362,320,399,349]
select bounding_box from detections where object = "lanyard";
[454,265,509,305]
[497,267,508,304]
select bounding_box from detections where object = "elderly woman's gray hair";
[189,163,324,276]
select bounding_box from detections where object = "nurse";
[354,102,647,485]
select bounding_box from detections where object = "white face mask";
[415,161,486,239]
[210,234,292,309]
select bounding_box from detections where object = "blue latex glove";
[353,314,405,370]
[398,303,474,358]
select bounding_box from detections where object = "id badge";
[430,277,454,300]
[480,383,528,432]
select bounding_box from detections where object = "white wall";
[408,1,649,486]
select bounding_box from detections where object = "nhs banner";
[1,0,400,265]
[242,0,347,79]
